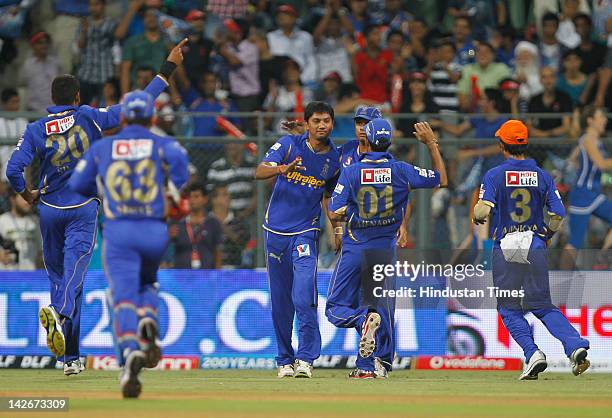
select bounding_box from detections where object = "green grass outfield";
[1,370,611,418]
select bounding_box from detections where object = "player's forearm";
[427,143,448,188]
[255,164,282,180]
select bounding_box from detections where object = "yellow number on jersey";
[510,188,532,223]
[105,159,158,204]
[357,185,394,219]
[46,126,90,166]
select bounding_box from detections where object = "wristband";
[159,61,177,80]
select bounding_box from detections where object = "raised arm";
[413,122,448,188]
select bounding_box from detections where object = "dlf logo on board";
[361,168,391,184]
[505,171,538,187]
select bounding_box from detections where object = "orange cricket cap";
[495,119,529,145]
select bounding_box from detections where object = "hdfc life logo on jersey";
[45,115,75,135]
[505,171,538,187]
[361,168,391,184]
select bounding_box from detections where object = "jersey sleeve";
[545,173,566,218]
[6,127,37,193]
[325,168,340,196]
[85,76,170,131]
[162,139,190,192]
[479,169,497,207]
[329,169,350,215]
[262,136,292,166]
[68,146,99,197]
[404,163,441,190]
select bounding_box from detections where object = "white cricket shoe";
[39,306,66,357]
[277,364,294,378]
[570,348,590,376]
[374,358,389,379]
[293,360,313,378]
[359,312,381,358]
[63,359,85,376]
[519,350,547,380]
[120,350,146,398]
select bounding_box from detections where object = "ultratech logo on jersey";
[45,115,75,135]
[112,139,153,160]
[506,171,538,187]
[285,171,325,189]
[361,168,391,184]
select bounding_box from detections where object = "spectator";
[387,30,418,74]
[498,78,528,115]
[300,0,326,34]
[314,71,343,107]
[249,28,285,104]
[170,183,223,269]
[349,24,392,103]
[114,0,146,41]
[556,0,582,49]
[97,76,120,107]
[207,0,248,19]
[382,0,412,36]
[451,16,476,66]
[210,184,251,268]
[217,19,261,113]
[427,40,462,114]
[263,58,313,132]
[493,26,517,68]
[0,190,41,271]
[207,142,257,220]
[21,32,61,112]
[397,71,439,138]
[539,12,566,71]
[134,66,155,90]
[572,13,607,75]
[457,42,511,112]
[447,0,506,41]
[182,9,215,88]
[406,18,431,69]
[249,0,275,32]
[0,89,27,182]
[557,50,588,105]
[120,7,170,94]
[513,41,543,102]
[528,67,573,139]
[313,3,354,83]
[74,0,117,106]
[592,0,612,43]
[346,0,373,35]
[267,4,317,86]
[52,0,90,72]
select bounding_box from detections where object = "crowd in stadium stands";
[0,0,610,269]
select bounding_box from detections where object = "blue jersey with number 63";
[68,125,189,221]
[329,151,440,246]
[479,158,566,241]
[6,76,169,207]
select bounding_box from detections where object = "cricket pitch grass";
[1,369,611,417]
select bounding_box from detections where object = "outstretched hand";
[279,157,305,175]
[167,38,189,66]
[413,122,438,146]
[281,120,306,135]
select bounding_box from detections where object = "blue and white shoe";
[570,348,590,376]
[38,306,65,358]
[120,350,146,398]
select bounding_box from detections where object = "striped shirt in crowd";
[76,17,118,84]
[207,154,256,212]
[0,115,28,181]
[427,62,461,113]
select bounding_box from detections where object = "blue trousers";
[492,236,589,361]
[103,219,168,366]
[326,243,395,372]
[39,200,99,363]
[264,229,321,366]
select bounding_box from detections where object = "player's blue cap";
[353,106,382,121]
[365,118,393,147]
[121,90,155,120]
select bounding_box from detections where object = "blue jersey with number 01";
[480,158,566,241]
[329,151,440,246]
[6,76,169,208]
[68,125,189,221]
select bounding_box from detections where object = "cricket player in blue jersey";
[69,90,189,397]
[328,119,447,378]
[5,39,187,375]
[473,120,590,380]
[565,107,612,257]
[255,101,341,378]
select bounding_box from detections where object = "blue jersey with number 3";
[329,151,440,246]
[480,158,566,241]
[68,125,189,221]
[6,76,169,207]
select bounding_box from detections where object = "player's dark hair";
[542,12,560,26]
[573,13,592,27]
[304,101,334,122]
[500,141,529,156]
[188,182,207,196]
[1,88,18,103]
[371,142,391,152]
[580,105,606,130]
[51,75,80,105]
[125,116,151,126]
